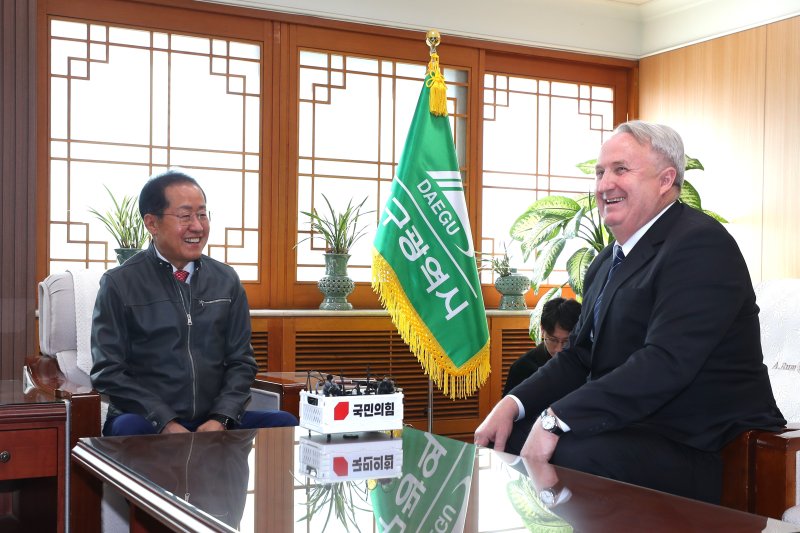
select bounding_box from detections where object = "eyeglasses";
[544,336,570,349]
[160,211,210,227]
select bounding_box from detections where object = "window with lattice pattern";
[296,51,469,282]
[48,19,262,280]
[480,74,615,285]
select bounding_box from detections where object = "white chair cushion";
[783,502,800,524]
[38,272,77,357]
[70,269,103,375]
[54,349,92,388]
[756,279,800,423]
[39,270,103,382]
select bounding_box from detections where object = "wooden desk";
[0,380,67,532]
[25,355,102,533]
[72,425,797,533]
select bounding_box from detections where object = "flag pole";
[426,29,440,434]
[428,379,434,433]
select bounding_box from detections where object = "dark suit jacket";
[503,343,551,396]
[509,202,785,452]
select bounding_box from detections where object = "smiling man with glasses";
[502,298,581,396]
[90,168,297,437]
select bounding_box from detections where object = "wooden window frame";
[36,0,637,310]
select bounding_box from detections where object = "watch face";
[542,415,556,431]
[540,488,557,506]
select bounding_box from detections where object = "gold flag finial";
[426,30,441,53]
[425,30,447,116]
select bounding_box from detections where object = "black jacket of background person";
[508,202,785,452]
[503,343,551,396]
[91,243,257,432]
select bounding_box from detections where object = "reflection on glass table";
[72,426,798,532]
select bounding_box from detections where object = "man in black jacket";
[503,298,581,396]
[91,169,297,436]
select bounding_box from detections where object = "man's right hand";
[161,420,190,434]
[474,396,519,452]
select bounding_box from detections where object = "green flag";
[372,63,490,399]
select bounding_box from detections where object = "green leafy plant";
[476,244,512,277]
[88,185,148,249]
[512,156,726,342]
[299,195,372,254]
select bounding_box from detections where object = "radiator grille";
[501,328,535,387]
[251,330,269,372]
[294,330,479,422]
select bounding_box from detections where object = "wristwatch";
[539,482,564,507]
[540,409,564,436]
[210,414,236,430]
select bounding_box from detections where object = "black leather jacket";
[90,244,257,432]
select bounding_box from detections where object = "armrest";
[25,352,95,397]
[753,428,800,519]
[721,429,759,512]
[25,353,101,441]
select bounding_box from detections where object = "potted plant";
[511,156,725,342]
[88,185,148,265]
[298,194,372,310]
[477,245,530,310]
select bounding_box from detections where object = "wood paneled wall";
[763,17,800,279]
[0,0,37,380]
[639,16,800,281]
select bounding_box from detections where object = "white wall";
[199,0,800,58]
[640,0,800,56]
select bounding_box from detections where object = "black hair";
[139,168,207,218]
[540,297,582,335]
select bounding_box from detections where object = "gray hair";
[614,120,685,188]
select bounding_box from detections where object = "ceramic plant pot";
[115,248,141,265]
[494,268,530,310]
[317,253,355,310]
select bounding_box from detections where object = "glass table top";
[74,426,797,532]
[0,379,63,406]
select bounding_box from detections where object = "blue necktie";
[592,245,625,337]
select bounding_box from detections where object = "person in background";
[475,120,784,504]
[91,169,297,436]
[503,298,581,396]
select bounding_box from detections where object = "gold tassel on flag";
[425,30,448,117]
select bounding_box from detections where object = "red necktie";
[174,269,189,283]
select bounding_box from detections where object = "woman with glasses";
[502,297,581,396]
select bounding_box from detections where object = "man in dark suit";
[475,120,785,504]
[502,298,581,396]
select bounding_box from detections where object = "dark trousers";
[507,420,722,504]
[103,410,298,437]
